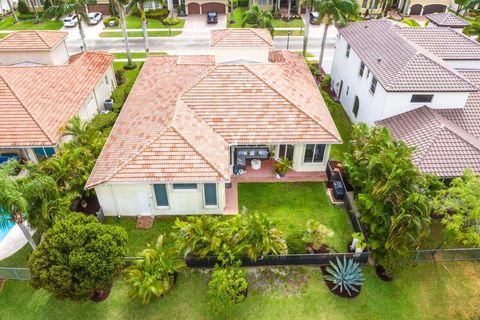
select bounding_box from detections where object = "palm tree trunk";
[167,0,174,18]
[18,221,36,250]
[318,21,329,73]
[28,0,40,23]
[6,0,18,23]
[117,1,133,65]
[230,0,234,21]
[302,5,310,56]
[76,11,88,51]
[287,0,291,17]
[140,4,149,53]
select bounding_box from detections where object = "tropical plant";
[351,232,366,251]
[324,256,364,296]
[207,252,248,314]
[274,157,292,175]
[29,213,128,301]
[302,219,333,251]
[464,0,480,11]
[455,0,468,14]
[242,4,274,35]
[433,169,480,247]
[301,0,319,56]
[115,69,126,85]
[17,0,29,14]
[316,0,358,71]
[463,17,480,41]
[124,234,184,304]
[130,0,149,53]
[43,0,90,50]
[27,0,40,23]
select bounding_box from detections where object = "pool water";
[0,218,15,241]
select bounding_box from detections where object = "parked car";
[207,11,218,24]
[63,14,78,27]
[0,153,20,165]
[310,11,319,24]
[88,12,102,25]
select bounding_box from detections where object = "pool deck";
[0,222,35,260]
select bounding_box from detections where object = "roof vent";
[377,58,382,63]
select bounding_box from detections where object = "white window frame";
[370,77,377,95]
[172,183,198,192]
[202,183,219,209]
[151,184,170,209]
[302,144,327,165]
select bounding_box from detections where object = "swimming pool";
[0,216,15,241]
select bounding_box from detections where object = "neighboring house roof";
[0,31,68,51]
[210,28,273,48]
[377,106,480,178]
[396,27,480,61]
[337,20,477,92]
[86,51,341,188]
[0,51,114,147]
[425,13,469,28]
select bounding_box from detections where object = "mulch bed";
[75,194,100,215]
[320,266,361,298]
[375,265,393,282]
[306,244,330,254]
[90,284,113,302]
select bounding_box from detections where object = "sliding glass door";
[277,144,294,162]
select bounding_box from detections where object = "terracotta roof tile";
[210,28,273,47]
[0,51,114,147]
[0,31,68,51]
[425,13,469,28]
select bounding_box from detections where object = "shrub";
[130,4,141,17]
[43,0,52,10]
[115,69,126,85]
[28,213,128,301]
[228,0,238,9]
[285,232,305,253]
[123,62,137,70]
[321,74,331,89]
[18,0,29,14]
[103,16,119,27]
[325,257,364,296]
[145,8,169,20]
[238,0,249,7]
[302,219,333,251]
[18,12,36,20]
[111,87,126,106]
[86,112,117,133]
[307,60,319,78]
[162,17,181,25]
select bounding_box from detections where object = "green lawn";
[401,18,421,27]
[1,262,479,319]
[112,51,167,59]
[0,233,40,268]
[100,30,181,38]
[228,7,249,28]
[238,182,353,253]
[271,17,304,28]
[121,14,185,29]
[228,7,304,30]
[0,16,63,30]
[322,90,352,161]
[274,30,303,36]
[0,33,8,38]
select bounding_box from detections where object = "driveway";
[61,18,106,50]
[181,14,227,37]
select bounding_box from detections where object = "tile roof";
[86,51,341,188]
[377,106,480,178]
[396,27,480,61]
[0,51,114,147]
[337,20,477,92]
[0,31,68,51]
[210,28,273,48]
[425,13,469,28]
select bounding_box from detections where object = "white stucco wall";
[330,35,471,125]
[96,182,226,216]
[214,47,270,64]
[444,59,480,70]
[0,40,69,66]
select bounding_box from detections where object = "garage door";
[409,4,422,15]
[422,4,446,14]
[188,2,200,14]
[201,2,226,14]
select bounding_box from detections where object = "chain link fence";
[412,248,480,262]
[0,267,31,280]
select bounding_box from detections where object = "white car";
[88,12,102,25]
[63,14,78,27]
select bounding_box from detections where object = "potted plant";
[274,157,292,177]
[350,232,367,256]
[302,219,333,253]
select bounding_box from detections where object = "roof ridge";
[211,29,233,47]
[432,109,480,150]
[35,30,50,48]
[249,28,272,45]
[244,64,341,142]
[0,73,54,144]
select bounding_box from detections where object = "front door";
[277,144,294,162]
[137,192,151,216]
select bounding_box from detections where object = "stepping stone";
[136,216,154,229]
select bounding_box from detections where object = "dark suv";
[207,11,218,24]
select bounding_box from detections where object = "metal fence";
[0,267,31,280]
[412,248,480,262]
[185,251,370,268]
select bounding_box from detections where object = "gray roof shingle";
[425,13,470,28]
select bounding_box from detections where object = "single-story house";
[425,13,469,29]
[0,31,116,164]
[86,28,342,216]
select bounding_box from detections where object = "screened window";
[172,183,197,190]
[410,94,434,103]
[359,62,365,77]
[33,147,55,162]
[346,45,351,58]
[153,184,169,207]
[362,0,368,7]
[204,183,217,207]
[353,96,360,118]
[304,144,326,163]
[370,77,377,95]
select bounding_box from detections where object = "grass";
[122,14,185,29]
[228,7,304,30]
[238,182,353,253]
[401,18,421,27]
[274,30,303,36]
[271,18,304,28]
[321,90,352,161]
[112,51,167,59]
[228,7,248,28]
[0,16,63,30]
[0,233,40,268]
[294,51,314,57]
[0,33,8,39]
[1,262,479,319]
[99,31,181,38]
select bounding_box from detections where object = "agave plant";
[324,257,365,296]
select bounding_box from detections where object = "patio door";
[277,144,294,162]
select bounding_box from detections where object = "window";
[153,184,169,207]
[410,94,434,103]
[278,144,294,161]
[370,77,377,95]
[359,62,365,77]
[362,0,368,7]
[204,183,217,207]
[346,45,351,58]
[371,0,377,8]
[172,183,197,190]
[33,147,55,162]
[353,96,360,118]
[304,144,326,163]
[105,75,109,84]
[258,0,272,5]
[346,86,349,96]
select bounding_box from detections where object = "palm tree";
[44,0,90,51]
[242,4,274,36]
[301,0,319,56]
[114,0,133,66]
[6,0,19,23]
[464,17,480,41]
[316,0,358,72]
[131,0,149,53]
[28,0,41,23]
